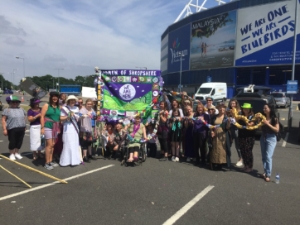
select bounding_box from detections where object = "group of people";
[2,92,98,170]
[1,92,279,181]
[155,95,279,182]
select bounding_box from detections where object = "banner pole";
[288,0,298,131]
[0,165,32,188]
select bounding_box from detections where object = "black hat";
[50,91,59,97]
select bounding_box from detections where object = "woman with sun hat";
[2,96,26,161]
[237,103,256,173]
[28,98,44,160]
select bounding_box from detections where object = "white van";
[194,82,227,101]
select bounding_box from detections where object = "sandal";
[33,154,38,161]
[261,173,266,179]
[265,177,271,182]
[127,158,133,162]
[133,157,139,162]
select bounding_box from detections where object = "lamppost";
[16,57,25,78]
[135,67,147,70]
[179,52,184,93]
[55,68,64,91]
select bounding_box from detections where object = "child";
[146,124,157,158]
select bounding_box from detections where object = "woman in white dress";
[59,95,81,166]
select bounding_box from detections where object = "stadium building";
[161,0,300,99]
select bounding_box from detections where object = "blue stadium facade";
[161,0,300,99]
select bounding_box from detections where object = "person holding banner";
[125,114,147,162]
[59,95,81,167]
[2,96,26,161]
[169,100,184,162]
[41,92,61,170]
[27,98,44,160]
[210,104,230,170]
[158,101,169,161]
[193,103,209,165]
[260,104,279,182]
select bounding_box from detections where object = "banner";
[20,78,47,99]
[168,24,190,73]
[190,10,237,70]
[101,69,161,119]
[235,0,300,66]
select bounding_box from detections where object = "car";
[4,90,13,94]
[271,92,291,108]
[233,85,280,134]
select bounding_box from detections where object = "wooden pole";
[0,165,32,188]
[0,154,67,184]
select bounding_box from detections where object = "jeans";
[260,134,277,177]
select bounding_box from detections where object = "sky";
[0,0,232,84]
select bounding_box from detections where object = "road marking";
[281,118,285,121]
[162,185,214,225]
[282,132,289,148]
[0,140,3,142]
[0,164,114,201]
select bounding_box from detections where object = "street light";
[179,52,184,93]
[135,67,147,70]
[55,68,64,91]
[16,57,25,78]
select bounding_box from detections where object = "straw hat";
[66,95,78,102]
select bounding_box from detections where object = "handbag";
[276,132,282,142]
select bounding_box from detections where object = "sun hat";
[7,96,21,103]
[66,95,78,102]
[29,98,41,106]
[241,103,252,109]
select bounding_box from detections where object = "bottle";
[275,173,280,184]
[41,135,45,148]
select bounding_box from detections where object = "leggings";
[239,137,255,169]
[193,132,207,163]
[158,138,168,154]
[8,127,25,150]
[147,143,157,158]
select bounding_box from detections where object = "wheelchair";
[121,142,147,167]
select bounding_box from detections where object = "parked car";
[4,90,13,94]
[233,85,280,135]
[271,92,291,108]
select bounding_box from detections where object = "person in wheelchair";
[102,122,117,158]
[124,113,147,162]
[113,121,127,160]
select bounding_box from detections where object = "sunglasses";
[207,100,212,102]
[11,101,19,103]
[208,109,215,111]
[78,102,83,104]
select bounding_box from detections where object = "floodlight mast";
[174,0,233,23]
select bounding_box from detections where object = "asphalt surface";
[0,94,300,225]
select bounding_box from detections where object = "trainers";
[236,160,243,167]
[159,157,168,161]
[175,157,179,162]
[50,161,59,167]
[14,153,23,160]
[44,163,53,170]
[171,156,176,162]
[9,154,16,161]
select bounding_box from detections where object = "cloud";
[0,0,229,81]
[0,15,27,36]
[5,36,26,46]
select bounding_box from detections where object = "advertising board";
[190,10,237,70]
[235,0,300,66]
[167,24,190,73]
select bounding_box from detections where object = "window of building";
[236,68,251,85]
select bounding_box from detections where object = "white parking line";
[162,185,214,225]
[0,164,114,201]
[282,132,289,148]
